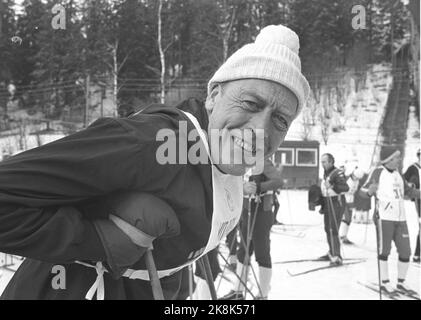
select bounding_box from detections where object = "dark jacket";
[0,99,213,300]
[320,166,349,214]
[404,163,420,212]
[246,159,282,212]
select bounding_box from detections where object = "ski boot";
[329,256,343,266]
[396,281,419,299]
[318,252,332,261]
[340,236,354,245]
[219,290,245,300]
[380,281,396,295]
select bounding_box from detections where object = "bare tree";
[103,39,131,114]
[158,0,165,104]
[218,0,237,62]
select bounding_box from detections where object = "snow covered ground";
[1,190,419,300]
[215,190,420,300]
[404,104,420,170]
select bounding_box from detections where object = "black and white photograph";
[0,0,419,303]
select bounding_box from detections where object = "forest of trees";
[0,0,415,119]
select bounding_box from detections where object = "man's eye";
[273,114,288,131]
[241,100,259,111]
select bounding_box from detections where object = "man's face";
[385,153,401,170]
[206,79,298,176]
[321,155,333,171]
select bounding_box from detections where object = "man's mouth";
[232,136,256,155]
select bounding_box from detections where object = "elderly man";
[0,24,309,300]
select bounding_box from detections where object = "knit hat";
[380,147,401,164]
[208,24,310,115]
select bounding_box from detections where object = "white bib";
[377,169,405,221]
[122,111,243,280]
[81,111,243,299]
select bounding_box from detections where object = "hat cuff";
[380,150,401,164]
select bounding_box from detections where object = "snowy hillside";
[286,64,395,173]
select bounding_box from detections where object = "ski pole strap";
[145,249,165,300]
[109,214,155,249]
[76,261,106,300]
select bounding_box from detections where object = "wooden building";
[273,140,320,189]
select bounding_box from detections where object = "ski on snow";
[275,257,365,265]
[357,281,420,300]
[286,259,366,277]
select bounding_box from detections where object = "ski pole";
[244,195,262,298]
[374,209,383,301]
[237,196,252,295]
[217,251,256,299]
[188,264,194,300]
[237,211,264,299]
[201,254,218,300]
[145,249,165,300]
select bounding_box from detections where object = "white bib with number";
[377,169,405,221]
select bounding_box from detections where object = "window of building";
[296,148,318,167]
[274,148,294,166]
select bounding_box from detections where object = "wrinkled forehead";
[224,79,299,117]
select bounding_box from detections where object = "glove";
[367,183,378,196]
[308,184,322,211]
[243,181,257,195]
[93,192,180,278]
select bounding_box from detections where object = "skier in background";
[223,158,282,300]
[272,163,283,225]
[360,148,420,294]
[403,148,420,263]
[339,166,365,244]
[319,153,349,265]
[353,172,372,223]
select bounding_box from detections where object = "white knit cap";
[208,24,310,115]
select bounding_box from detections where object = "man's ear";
[205,84,221,112]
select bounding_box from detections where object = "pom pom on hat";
[255,24,300,54]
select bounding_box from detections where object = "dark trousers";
[323,197,345,257]
[273,194,280,224]
[375,220,411,261]
[341,202,353,225]
[194,248,221,281]
[237,201,274,268]
[415,201,420,257]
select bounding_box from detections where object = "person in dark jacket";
[223,158,282,300]
[403,149,420,263]
[319,153,349,265]
[353,173,372,223]
[0,24,309,300]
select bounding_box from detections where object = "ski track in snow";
[215,190,420,300]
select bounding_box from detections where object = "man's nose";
[251,109,271,138]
